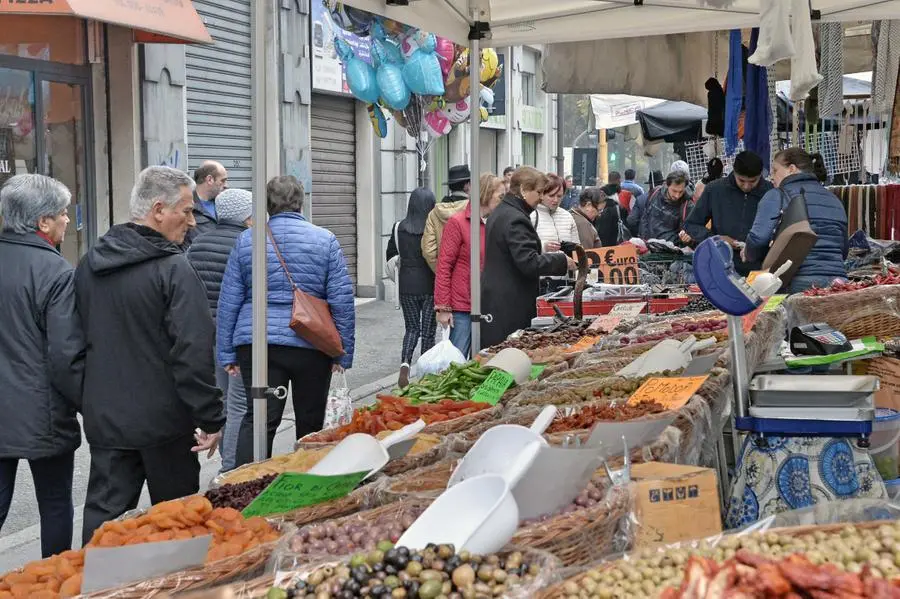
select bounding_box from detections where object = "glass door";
[0,67,38,186]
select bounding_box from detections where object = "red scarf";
[36,231,55,246]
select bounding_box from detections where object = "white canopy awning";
[590,94,666,130]
[336,0,900,48]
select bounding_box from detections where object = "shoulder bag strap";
[266,226,298,291]
[393,222,400,253]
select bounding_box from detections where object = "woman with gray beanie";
[187,188,253,471]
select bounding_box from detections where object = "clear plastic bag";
[417,326,466,376]
[323,372,353,429]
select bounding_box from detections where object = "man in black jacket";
[183,160,228,248]
[679,151,773,275]
[187,188,252,472]
[77,166,224,543]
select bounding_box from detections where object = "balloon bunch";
[328,1,503,148]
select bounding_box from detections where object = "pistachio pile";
[556,521,900,598]
[268,544,541,599]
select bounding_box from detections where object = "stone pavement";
[0,299,419,572]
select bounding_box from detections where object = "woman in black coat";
[481,167,573,347]
[386,188,438,386]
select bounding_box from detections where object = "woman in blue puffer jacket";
[744,147,848,293]
[217,175,355,467]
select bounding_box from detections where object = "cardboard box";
[631,462,722,549]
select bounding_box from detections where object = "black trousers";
[234,344,333,468]
[0,452,74,557]
[82,435,199,545]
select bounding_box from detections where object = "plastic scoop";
[447,405,557,488]
[617,335,716,378]
[396,440,541,554]
[308,419,426,479]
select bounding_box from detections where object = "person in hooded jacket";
[595,185,630,246]
[743,147,848,293]
[183,160,228,248]
[187,188,253,472]
[0,174,85,558]
[679,151,773,275]
[77,166,224,543]
[218,176,355,467]
[569,187,603,249]
[635,171,691,243]
[434,174,505,358]
[422,164,470,270]
[386,188,438,387]
[481,167,575,348]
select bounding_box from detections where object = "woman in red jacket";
[434,173,504,357]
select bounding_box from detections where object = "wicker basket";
[279,478,381,527]
[81,521,294,598]
[372,458,460,504]
[456,405,546,443]
[785,284,900,338]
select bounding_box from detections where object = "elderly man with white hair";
[0,174,85,557]
[76,166,224,543]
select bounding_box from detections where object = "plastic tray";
[749,374,879,407]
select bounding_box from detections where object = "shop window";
[0,16,86,65]
[0,68,37,186]
[522,133,537,167]
[522,72,536,106]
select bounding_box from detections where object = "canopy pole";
[469,21,486,354]
[250,0,275,462]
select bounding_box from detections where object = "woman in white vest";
[530,173,579,294]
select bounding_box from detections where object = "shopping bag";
[417,326,466,376]
[762,188,818,286]
[323,372,353,429]
[385,223,401,282]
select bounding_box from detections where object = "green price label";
[472,369,515,405]
[242,470,368,518]
[530,365,547,380]
[764,295,787,311]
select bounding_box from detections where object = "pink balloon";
[435,37,456,77]
[425,110,452,137]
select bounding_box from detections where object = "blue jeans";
[449,311,472,358]
[216,362,247,472]
[0,452,74,557]
[788,275,844,294]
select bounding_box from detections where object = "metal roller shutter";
[185,0,252,189]
[311,94,357,286]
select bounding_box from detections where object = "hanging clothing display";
[872,21,900,116]
[864,129,889,176]
[890,74,900,174]
[818,23,844,119]
[747,0,795,67]
[788,0,822,101]
[744,28,772,169]
[725,29,744,156]
[827,184,900,240]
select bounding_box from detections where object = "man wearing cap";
[422,164,470,271]
[187,188,253,472]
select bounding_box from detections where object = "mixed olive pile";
[268,544,541,599]
[558,521,900,598]
[288,510,423,557]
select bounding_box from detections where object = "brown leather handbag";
[266,226,345,358]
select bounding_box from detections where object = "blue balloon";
[335,38,379,104]
[402,34,444,96]
[377,62,410,110]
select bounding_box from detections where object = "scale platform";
[735,374,878,438]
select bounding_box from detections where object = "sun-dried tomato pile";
[546,401,668,432]
[660,550,900,599]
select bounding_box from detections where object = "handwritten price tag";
[608,302,646,318]
[626,375,709,410]
[588,315,621,333]
[530,365,547,380]
[472,370,515,405]
[242,471,368,518]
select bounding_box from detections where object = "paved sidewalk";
[0,300,412,572]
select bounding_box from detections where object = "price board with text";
[581,245,640,285]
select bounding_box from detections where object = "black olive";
[394,557,408,570]
[384,564,398,575]
[385,549,399,563]
[411,554,424,563]
[345,579,362,592]
[445,556,461,572]
[425,543,437,551]
[339,592,355,599]
[352,570,370,584]
[397,547,410,557]
[372,563,385,573]
[371,584,387,595]
[405,580,420,596]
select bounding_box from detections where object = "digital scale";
[693,237,876,440]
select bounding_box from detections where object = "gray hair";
[130,166,195,220]
[0,174,71,234]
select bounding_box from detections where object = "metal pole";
[727,314,749,420]
[250,0,272,462]
[556,94,564,177]
[469,32,482,354]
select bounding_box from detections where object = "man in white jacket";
[529,174,578,294]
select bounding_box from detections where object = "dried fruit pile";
[268,544,542,599]
[804,271,900,296]
[206,474,278,511]
[664,296,716,315]
[305,396,492,443]
[220,447,332,485]
[486,322,594,352]
[288,512,423,558]
[660,550,900,599]
[547,401,668,432]
[618,317,726,346]
[0,496,279,598]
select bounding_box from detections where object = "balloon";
[372,43,410,110]
[425,110,452,138]
[480,86,495,112]
[375,16,407,38]
[370,21,404,63]
[443,49,471,103]
[334,38,379,104]
[444,98,471,124]
[391,109,408,130]
[368,104,388,138]
[329,4,374,36]
[402,34,444,96]
[480,107,489,121]
[480,48,500,84]
[400,29,429,59]
[435,37,456,77]
[426,96,447,113]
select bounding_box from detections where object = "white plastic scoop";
[307,419,426,479]
[447,405,557,488]
[617,335,716,378]
[396,440,541,554]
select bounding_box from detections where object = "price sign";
[472,370,515,405]
[626,375,709,410]
[579,245,640,285]
[608,302,646,318]
[529,365,547,380]
[242,470,368,518]
[588,315,621,333]
[764,295,787,311]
